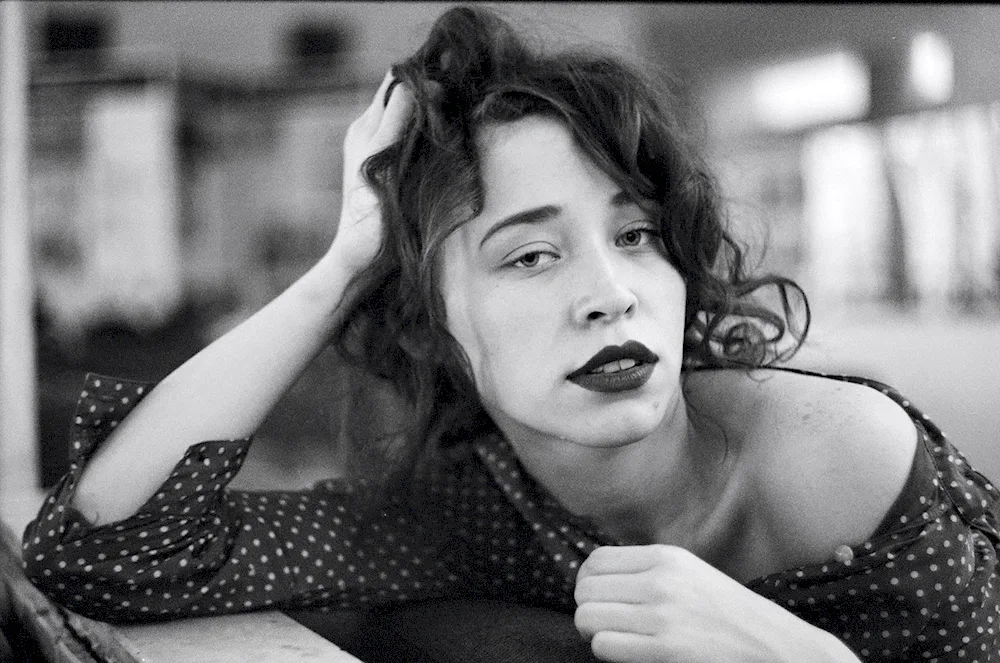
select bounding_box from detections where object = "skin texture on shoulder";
[683,367,919,576]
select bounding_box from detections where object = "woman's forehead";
[474,117,605,198]
[443,120,636,250]
[475,117,568,165]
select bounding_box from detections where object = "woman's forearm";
[72,248,357,526]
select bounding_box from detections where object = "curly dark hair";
[332,5,809,489]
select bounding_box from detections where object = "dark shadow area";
[35,298,212,487]
[289,600,601,663]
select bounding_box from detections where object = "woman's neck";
[503,388,740,548]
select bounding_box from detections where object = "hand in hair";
[332,71,415,276]
[574,545,861,662]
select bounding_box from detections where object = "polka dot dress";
[22,370,1000,662]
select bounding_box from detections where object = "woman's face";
[439,116,687,450]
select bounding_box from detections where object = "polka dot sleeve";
[22,374,471,622]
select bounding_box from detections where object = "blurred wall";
[646,4,1000,109]
[640,4,1000,480]
[25,1,648,83]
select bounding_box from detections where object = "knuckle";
[651,602,674,628]
[590,632,616,659]
[651,543,676,563]
[589,544,613,560]
[646,573,673,600]
[583,545,611,569]
[573,604,597,633]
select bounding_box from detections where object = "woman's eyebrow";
[479,205,560,248]
[611,190,636,207]
[478,192,638,249]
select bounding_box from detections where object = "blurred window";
[752,50,870,132]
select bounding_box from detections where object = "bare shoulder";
[685,367,918,569]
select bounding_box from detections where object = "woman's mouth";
[567,341,658,393]
[587,358,640,374]
[569,363,655,392]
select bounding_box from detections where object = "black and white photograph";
[1,3,998,661]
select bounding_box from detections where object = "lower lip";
[568,363,655,393]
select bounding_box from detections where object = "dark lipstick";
[567,340,659,393]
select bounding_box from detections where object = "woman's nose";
[570,257,638,326]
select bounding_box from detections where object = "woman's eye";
[506,249,556,269]
[621,230,644,246]
[516,252,541,267]
[512,251,544,268]
[618,226,659,248]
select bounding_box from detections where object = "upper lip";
[567,340,659,379]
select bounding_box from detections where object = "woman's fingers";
[349,71,413,152]
[342,72,406,183]
[383,77,401,108]
[590,631,657,663]
[575,572,650,605]
[372,79,415,148]
[333,70,414,268]
[348,71,396,142]
[578,545,686,581]
[575,602,656,639]
[369,70,396,115]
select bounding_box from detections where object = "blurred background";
[2,2,999,524]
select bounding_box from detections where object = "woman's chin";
[570,414,663,449]
[488,394,668,450]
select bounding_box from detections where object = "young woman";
[24,7,998,662]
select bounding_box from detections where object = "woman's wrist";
[300,245,369,327]
[763,605,861,663]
